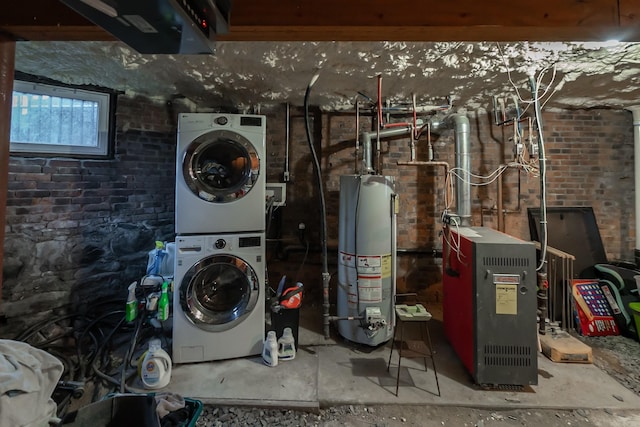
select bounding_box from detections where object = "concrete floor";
[165,305,640,411]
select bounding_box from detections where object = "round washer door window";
[183,129,260,203]
[180,254,259,332]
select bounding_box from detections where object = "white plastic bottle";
[278,327,296,361]
[262,331,278,367]
[141,339,172,389]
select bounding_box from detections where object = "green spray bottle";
[125,281,138,322]
[158,281,169,321]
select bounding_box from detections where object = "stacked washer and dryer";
[172,113,267,364]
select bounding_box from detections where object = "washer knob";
[215,239,226,249]
[214,116,228,126]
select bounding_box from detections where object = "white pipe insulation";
[627,106,640,266]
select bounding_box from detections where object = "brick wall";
[264,107,635,304]
[2,98,635,335]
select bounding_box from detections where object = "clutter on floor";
[0,339,64,427]
[539,329,593,364]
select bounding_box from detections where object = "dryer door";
[182,129,260,203]
[179,254,260,332]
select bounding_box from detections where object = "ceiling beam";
[0,0,638,42]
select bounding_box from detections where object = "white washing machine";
[172,233,265,363]
[176,113,266,235]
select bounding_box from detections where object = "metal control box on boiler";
[442,226,538,387]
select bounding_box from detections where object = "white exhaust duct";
[627,106,640,266]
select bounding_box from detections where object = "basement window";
[10,80,113,157]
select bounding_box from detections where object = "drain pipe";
[361,126,413,173]
[627,106,640,267]
[302,73,332,339]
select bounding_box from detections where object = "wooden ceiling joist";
[0,0,639,42]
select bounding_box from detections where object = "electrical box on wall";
[266,183,286,207]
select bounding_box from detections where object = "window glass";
[10,80,112,157]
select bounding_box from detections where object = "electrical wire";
[496,42,559,107]
[353,177,362,313]
[121,313,144,393]
[530,75,549,272]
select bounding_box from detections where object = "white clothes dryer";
[172,233,265,363]
[176,113,266,235]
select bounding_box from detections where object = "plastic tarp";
[0,339,63,427]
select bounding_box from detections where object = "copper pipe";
[397,161,449,179]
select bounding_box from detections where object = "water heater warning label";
[357,255,381,273]
[339,251,355,268]
[356,275,382,303]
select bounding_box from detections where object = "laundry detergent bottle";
[262,331,278,367]
[141,339,172,389]
[278,327,296,361]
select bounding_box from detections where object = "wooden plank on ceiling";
[229,0,619,27]
[217,25,640,42]
[0,0,637,42]
[620,0,640,26]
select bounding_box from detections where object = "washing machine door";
[180,254,260,332]
[182,129,260,203]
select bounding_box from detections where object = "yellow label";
[381,254,392,278]
[496,284,517,315]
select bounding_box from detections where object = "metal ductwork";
[360,126,413,174]
[451,114,471,226]
[60,0,230,54]
[431,114,472,226]
[360,114,471,225]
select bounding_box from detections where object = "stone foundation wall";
[1,96,189,336]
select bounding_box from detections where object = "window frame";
[10,79,116,158]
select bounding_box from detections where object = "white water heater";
[337,174,396,346]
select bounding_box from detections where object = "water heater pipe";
[627,106,640,266]
[360,126,413,173]
[390,192,398,329]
